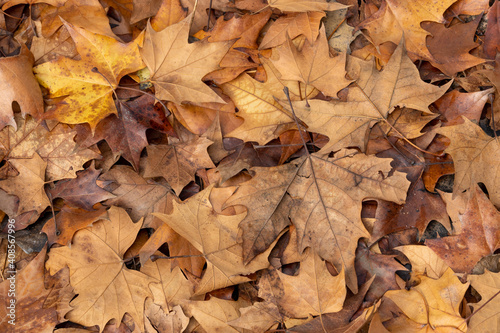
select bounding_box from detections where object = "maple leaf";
[426,185,500,273]
[260,12,325,50]
[271,26,351,98]
[34,21,145,130]
[152,184,276,295]
[424,16,486,77]
[267,0,347,12]
[288,150,410,292]
[383,268,468,332]
[0,153,50,215]
[0,114,100,181]
[224,162,299,264]
[0,248,73,333]
[260,248,346,318]
[437,118,500,207]
[358,0,457,60]
[40,0,116,37]
[141,137,214,195]
[140,13,232,104]
[47,164,115,211]
[0,45,44,131]
[289,40,450,154]
[220,60,316,145]
[45,206,157,332]
[99,165,170,222]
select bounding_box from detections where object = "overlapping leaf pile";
[1,0,500,332]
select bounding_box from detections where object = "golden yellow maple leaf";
[34,21,145,130]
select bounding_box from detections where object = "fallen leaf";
[0,45,44,131]
[383,268,468,332]
[426,185,500,273]
[267,0,347,12]
[468,270,500,333]
[45,206,156,332]
[34,21,144,130]
[140,13,232,104]
[271,26,351,98]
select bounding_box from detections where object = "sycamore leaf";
[45,206,156,332]
[140,257,194,312]
[260,12,325,49]
[40,0,116,37]
[0,45,44,131]
[358,0,457,60]
[99,165,170,222]
[48,164,115,211]
[0,114,100,181]
[0,153,50,215]
[261,248,346,319]
[384,268,468,332]
[152,184,275,295]
[0,248,73,333]
[34,21,145,130]
[424,16,486,77]
[223,162,299,263]
[290,40,450,154]
[220,60,315,145]
[288,150,410,292]
[271,26,351,98]
[468,270,500,333]
[267,0,347,12]
[142,137,214,194]
[437,118,500,207]
[140,13,232,104]
[426,185,500,273]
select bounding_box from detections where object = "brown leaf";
[0,45,44,131]
[141,137,214,194]
[424,16,486,76]
[48,164,115,211]
[271,26,351,98]
[260,12,325,50]
[426,185,500,273]
[140,13,232,104]
[46,206,156,331]
[0,248,73,333]
[268,0,347,12]
[468,270,500,332]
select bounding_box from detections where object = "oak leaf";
[45,206,156,332]
[436,118,500,207]
[152,185,275,295]
[358,0,457,60]
[34,21,145,130]
[468,270,500,332]
[140,13,232,104]
[383,268,468,332]
[396,245,448,280]
[290,41,450,154]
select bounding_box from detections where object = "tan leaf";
[142,137,215,194]
[267,0,347,12]
[271,26,351,98]
[45,206,156,332]
[140,13,232,104]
